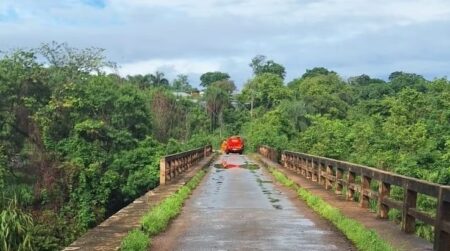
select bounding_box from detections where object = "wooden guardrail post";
[335,166,343,195]
[318,161,325,186]
[347,170,356,201]
[281,152,287,169]
[298,156,302,175]
[300,157,308,177]
[360,175,371,208]
[290,155,294,171]
[308,158,312,179]
[325,161,333,190]
[160,157,167,185]
[293,155,298,173]
[311,158,318,182]
[377,181,391,219]
[434,187,450,251]
[401,183,418,233]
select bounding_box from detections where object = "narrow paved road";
[152,154,354,251]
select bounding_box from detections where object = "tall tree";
[249,55,286,79]
[241,73,291,113]
[348,74,391,100]
[348,74,385,86]
[126,74,152,89]
[210,79,236,94]
[200,71,230,87]
[388,71,427,92]
[204,86,229,133]
[172,74,192,92]
[301,67,336,79]
[291,74,353,119]
[149,71,169,87]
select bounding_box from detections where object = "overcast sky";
[1,0,450,88]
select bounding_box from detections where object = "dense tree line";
[2,43,449,248]
[240,65,450,186]
[0,43,220,250]
[238,58,450,241]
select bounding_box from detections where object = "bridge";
[65,145,450,251]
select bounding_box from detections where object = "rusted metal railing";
[258,145,450,251]
[160,145,213,185]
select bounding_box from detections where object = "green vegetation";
[239,61,450,240]
[120,170,207,251]
[0,43,223,250]
[268,167,396,251]
[249,55,286,79]
[200,71,231,87]
[119,229,149,251]
[241,67,450,187]
[2,41,448,248]
[0,197,34,251]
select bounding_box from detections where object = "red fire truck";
[225,136,244,154]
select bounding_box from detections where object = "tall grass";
[120,229,149,251]
[0,197,34,251]
[120,170,206,251]
[269,167,397,251]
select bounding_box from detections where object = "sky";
[1,0,450,88]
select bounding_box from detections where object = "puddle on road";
[262,190,272,195]
[241,162,260,170]
[269,197,280,203]
[257,178,273,184]
[214,161,260,170]
[272,204,283,210]
[213,156,284,211]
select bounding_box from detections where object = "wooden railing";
[160,145,213,185]
[259,145,280,163]
[258,146,450,251]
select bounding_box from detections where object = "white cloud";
[109,0,450,24]
[118,58,222,76]
[1,0,450,86]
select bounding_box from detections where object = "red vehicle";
[225,136,244,154]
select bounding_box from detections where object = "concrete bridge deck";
[152,154,355,250]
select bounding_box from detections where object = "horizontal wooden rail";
[160,145,212,185]
[258,145,450,251]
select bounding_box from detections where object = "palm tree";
[204,86,229,134]
[126,74,152,89]
[149,71,169,87]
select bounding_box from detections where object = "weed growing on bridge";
[120,229,148,251]
[268,167,397,251]
[120,170,207,251]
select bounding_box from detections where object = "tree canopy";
[301,67,336,79]
[0,43,215,250]
[249,55,286,79]
[199,71,230,87]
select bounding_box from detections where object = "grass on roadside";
[120,170,206,251]
[268,167,397,251]
[120,229,149,251]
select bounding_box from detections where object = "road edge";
[251,153,400,251]
[120,153,218,251]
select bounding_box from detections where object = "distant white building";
[172,91,191,98]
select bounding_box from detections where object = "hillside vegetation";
[0,43,221,250]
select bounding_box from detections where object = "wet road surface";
[151,154,354,251]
